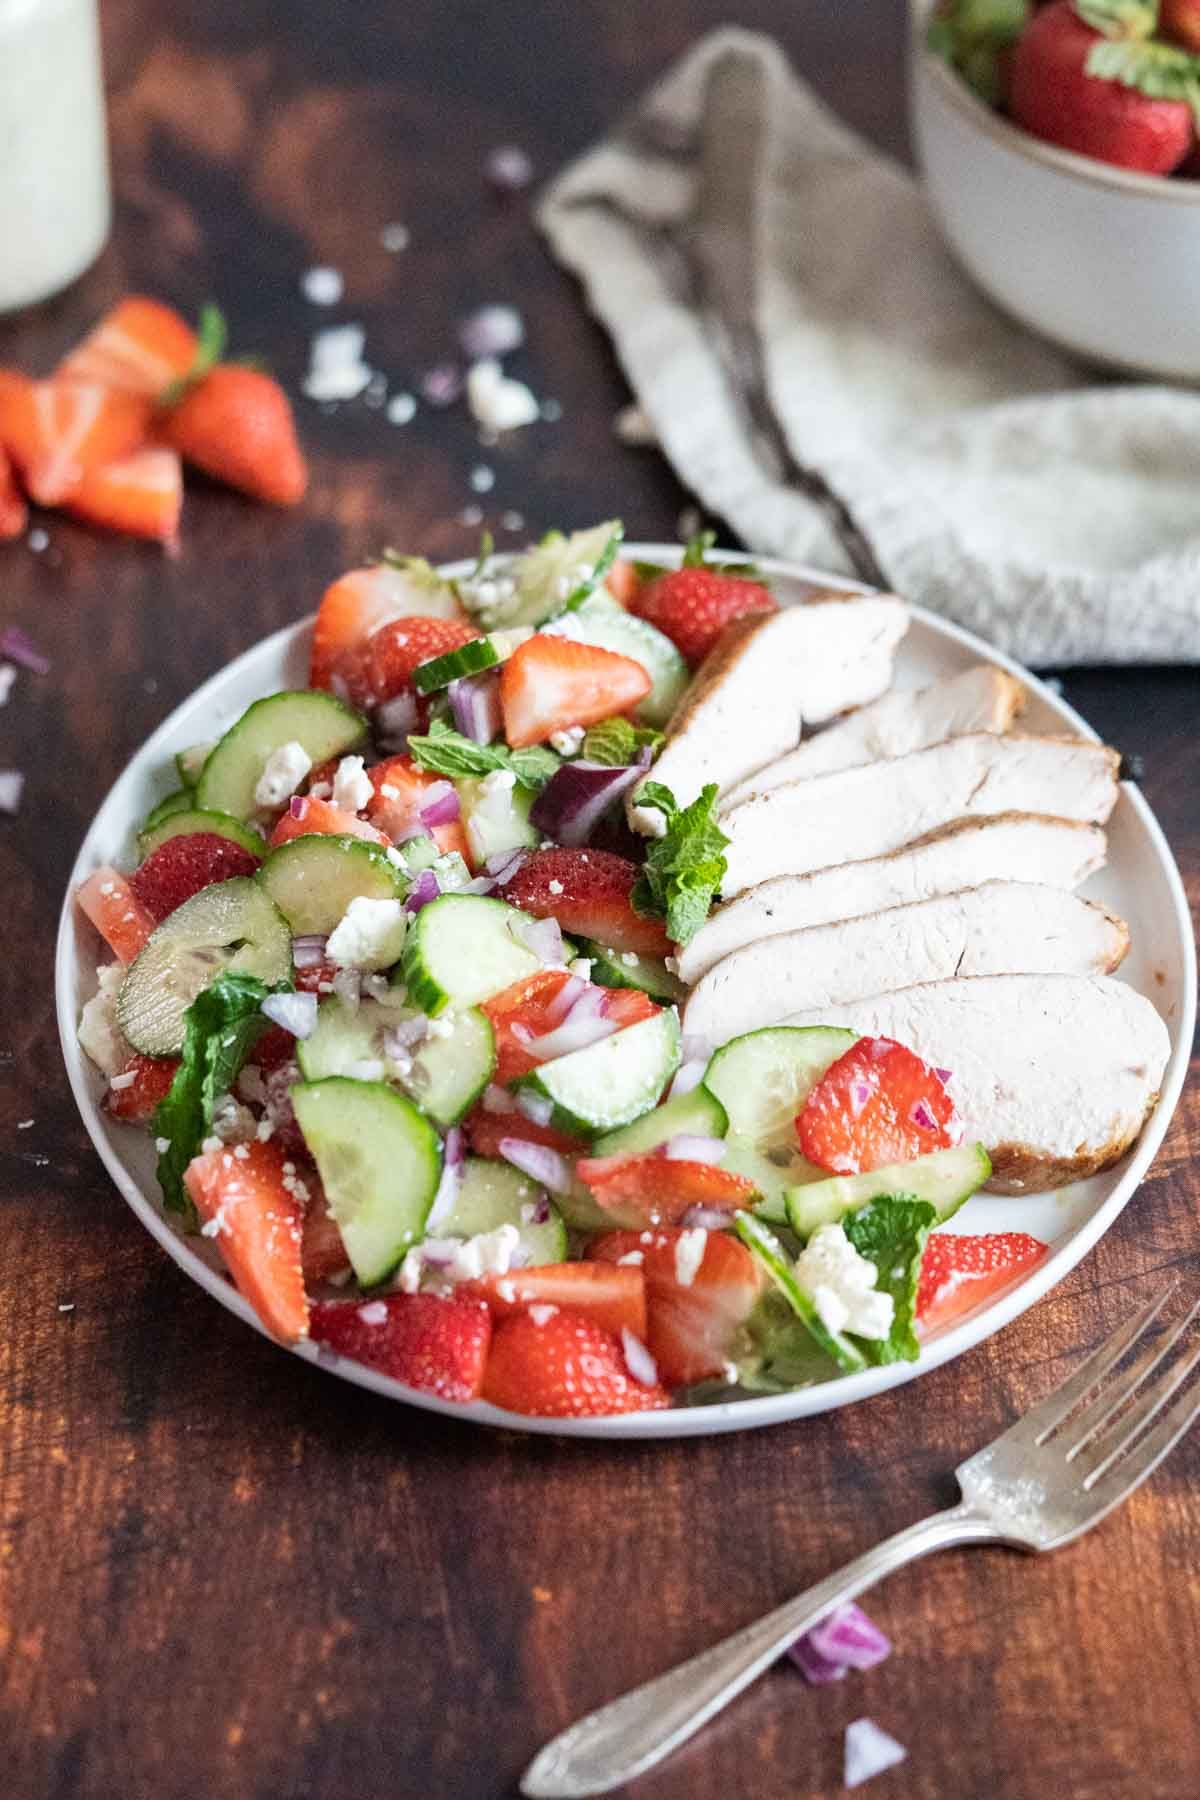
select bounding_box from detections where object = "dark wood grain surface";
[2,4,1197,1796]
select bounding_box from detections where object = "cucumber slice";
[516,1007,681,1136]
[594,1084,727,1156]
[459,775,539,867]
[197,691,367,821]
[291,1078,442,1286]
[176,741,214,786]
[138,807,266,862]
[471,522,623,629]
[297,992,412,1081]
[141,789,193,832]
[402,893,546,1014]
[703,1027,857,1150]
[785,1144,991,1240]
[407,1007,496,1125]
[734,1213,866,1375]
[116,877,291,1056]
[412,627,531,694]
[258,835,406,936]
[726,1136,821,1223]
[299,990,495,1124]
[436,1156,566,1266]
[583,941,686,1005]
[545,593,688,728]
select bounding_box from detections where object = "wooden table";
[3,3,1196,1795]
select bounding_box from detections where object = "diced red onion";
[384,1014,429,1056]
[620,1328,659,1388]
[376,690,419,743]
[680,1205,737,1230]
[787,1603,892,1686]
[458,874,498,895]
[849,1077,872,1118]
[449,671,501,744]
[844,1719,906,1788]
[526,1194,550,1225]
[426,1143,463,1229]
[418,781,461,828]
[419,363,464,407]
[459,304,525,360]
[485,847,528,886]
[485,144,533,190]
[935,1066,953,1085]
[261,991,318,1039]
[663,1134,726,1165]
[668,1059,708,1100]
[404,869,441,914]
[543,974,585,1024]
[292,933,327,970]
[529,760,644,848]
[0,626,50,675]
[498,1136,572,1195]
[519,986,617,1061]
[909,1098,938,1131]
[444,1125,466,1169]
[289,794,307,819]
[516,1089,554,1128]
[481,1083,517,1114]
[507,912,565,966]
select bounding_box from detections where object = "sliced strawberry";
[310,565,468,691]
[293,957,338,995]
[161,364,307,506]
[632,565,776,667]
[76,867,158,963]
[1163,0,1200,53]
[310,1291,492,1402]
[575,1154,756,1229]
[0,372,150,506]
[0,443,27,541]
[364,615,481,706]
[58,296,199,397]
[64,447,183,547]
[463,1103,587,1160]
[603,558,642,607]
[300,1181,352,1285]
[502,847,671,958]
[499,635,652,749]
[479,968,658,1085]
[184,1140,309,1343]
[268,794,390,848]
[482,1309,671,1417]
[129,831,261,924]
[916,1231,1049,1338]
[797,1037,961,1176]
[461,1264,648,1339]
[364,754,471,862]
[105,1052,180,1122]
[253,1024,301,1071]
[589,1227,762,1387]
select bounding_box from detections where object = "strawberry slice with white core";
[589,1226,762,1387]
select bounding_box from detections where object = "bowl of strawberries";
[912,0,1200,377]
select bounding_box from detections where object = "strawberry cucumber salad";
[74,521,1170,1418]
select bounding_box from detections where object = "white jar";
[0,0,111,314]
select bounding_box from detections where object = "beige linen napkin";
[539,26,1200,666]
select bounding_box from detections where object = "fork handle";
[520,1503,998,1799]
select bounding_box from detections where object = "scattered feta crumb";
[303,324,372,401]
[77,963,131,1077]
[614,403,658,447]
[256,1119,275,1142]
[547,878,564,896]
[398,1223,521,1292]
[529,1304,559,1326]
[254,741,312,809]
[108,1070,136,1091]
[620,951,639,967]
[300,266,344,306]
[331,753,373,813]
[27,527,49,552]
[674,1227,708,1288]
[467,358,539,432]
[342,1058,385,1082]
[0,665,15,707]
[357,1300,389,1326]
[844,1720,907,1788]
[721,1360,740,1384]
[155,1137,171,1155]
[568,957,593,982]
[420,363,463,408]
[616,1250,644,1267]
[460,504,484,528]
[425,1013,456,1040]
[0,770,25,814]
[200,1205,229,1239]
[200,1136,223,1155]
[326,896,408,971]
[548,725,585,756]
[664,955,680,975]
[380,221,410,252]
[57,1302,75,1313]
[501,510,525,532]
[484,144,533,190]
[795,1225,894,1341]
[386,391,417,426]
[17,1117,34,1129]
[459,304,525,360]
[540,397,562,422]
[469,464,495,493]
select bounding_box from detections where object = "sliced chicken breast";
[677,813,1107,984]
[779,974,1170,1193]
[722,663,1025,806]
[627,595,908,836]
[683,882,1129,1050]
[719,733,1120,898]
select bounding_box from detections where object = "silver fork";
[522,1284,1200,1799]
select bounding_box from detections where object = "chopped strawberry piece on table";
[499,635,651,748]
[299,1182,352,1285]
[502,847,671,958]
[631,564,776,666]
[76,867,157,963]
[364,754,471,862]
[916,1232,1050,1338]
[105,1053,180,1123]
[481,1309,671,1417]
[268,794,389,848]
[0,372,150,506]
[364,615,481,706]
[576,1153,756,1230]
[128,831,261,924]
[589,1227,762,1387]
[64,447,183,547]
[184,1140,309,1344]
[462,1102,586,1160]
[310,565,467,691]
[161,365,308,506]
[57,296,199,397]
[461,1263,648,1340]
[0,443,27,541]
[310,1291,492,1402]
[797,1036,962,1176]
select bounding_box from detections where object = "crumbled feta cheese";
[620,951,639,967]
[0,770,24,814]
[300,265,343,306]
[200,1135,223,1155]
[331,753,373,813]
[547,879,564,896]
[357,1300,389,1326]
[27,527,49,552]
[254,740,312,809]
[528,1304,559,1326]
[0,664,16,707]
[386,391,417,426]
[568,957,593,982]
[482,768,516,797]
[397,1223,522,1293]
[108,1070,136,1091]
[549,725,585,757]
[466,357,539,432]
[77,962,132,1077]
[326,896,408,971]
[674,1227,708,1287]
[155,1137,171,1155]
[200,1207,228,1239]
[424,1013,456,1040]
[794,1225,894,1341]
[469,464,495,493]
[380,221,410,252]
[616,1250,644,1267]
[211,1093,257,1144]
[302,324,372,402]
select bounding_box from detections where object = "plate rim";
[55,546,1197,1441]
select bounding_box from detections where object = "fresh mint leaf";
[581,718,664,767]
[152,973,282,1222]
[1075,0,1158,40]
[843,1196,938,1366]
[407,719,559,792]
[1086,37,1200,124]
[631,781,729,947]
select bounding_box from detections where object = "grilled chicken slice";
[722,663,1025,806]
[627,595,908,836]
[683,882,1129,1050]
[677,812,1107,985]
[779,974,1170,1193]
[719,733,1120,898]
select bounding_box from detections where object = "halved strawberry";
[479,969,658,1086]
[797,1037,961,1176]
[0,443,27,541]
[64,447,183,547]
[364,615,481,707]
[161,364,307,506]
[463,1102,586,1160]
[76,867,158,963]
[916,1231,1049,1338]
[57,296,199,398]
[575,1154,756,1229]
[184,1140,309,1343]
[482,1309,671,1417]
[310,1291,492,1402]
[300,1181,351,1285]
[310,565,468,691]
[129,831,261,924]
[461,1264,647,1339]
[268,794,390,848]
[502,847,671,958]
[499,636,652,748]
[364,754,471,862]
[589,1227,762,1387]
[0,372,150,506]
[632,565,776,666]
[105,1052,180,1122]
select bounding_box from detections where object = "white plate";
[55,548,1195,1439]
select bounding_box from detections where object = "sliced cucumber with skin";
[299,990,498,1127]
[734,1213,866,1376]
[291,1078,442,1286]
[471,522,623,629]
[412,627,531,694]
[258,835,406,936]
[731,1136,825,1223]
[594,1083,727,1157]
[402,893,547,1014]
[196,690,367,821]
[116,877,291,1056]
[545,592,688,728]
[704,1027,857,1151]
[516,1007,681,1136]
[785,1143,992,1240]
[176,741,214,787]
[138,807,266,862]
[459,775,539,867]
[583,941,686,1005]
[141,789,193,832]
[435,1156,566,1266]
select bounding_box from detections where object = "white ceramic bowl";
[56,550,1195,1439]
[909,3,1200,378]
